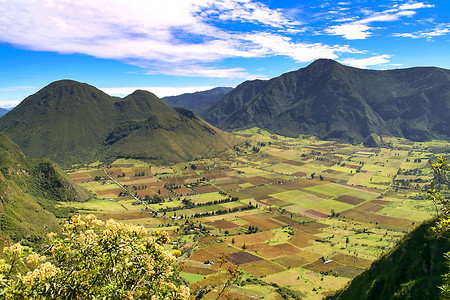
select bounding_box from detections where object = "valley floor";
[64,129,444,299]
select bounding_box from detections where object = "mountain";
[202,59,450,144]
[327,218,448,300]
[0,132,91,248]
[0,108,8,117]
[0,80,236,167]
[162,87,233,113]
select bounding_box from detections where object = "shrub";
[0,215,189,299]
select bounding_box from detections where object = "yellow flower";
[179,285,190,300]
[173,250,182,257]
[3,243,23,256]
[47,232,57,240]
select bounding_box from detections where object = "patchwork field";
[66,130,445,299]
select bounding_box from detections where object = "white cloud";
[340,55,392,68]
[394,24,450,39]
[399,2,434,10]
[100,86,225,98]
[0,100,22,108]
[325,1,433,40]
[0,0,338,79]
[0,0,361,78]
[326,24,372,39]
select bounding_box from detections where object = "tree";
[0,215,189,299]
[428,156,450,298]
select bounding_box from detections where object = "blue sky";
[0,0,449,108]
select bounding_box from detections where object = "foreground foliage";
[0,215,189,299]
[428,156,450,298]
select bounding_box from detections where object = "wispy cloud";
[325,1,434,40]
[394,24,450,39]
[340,54,392,68]
[0,0,350,79]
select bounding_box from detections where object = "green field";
[67,130,446,299]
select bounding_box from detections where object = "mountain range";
[0,108,8,117]
[0,80,237,167]
[162,87,233,112]
[199,59,450,143]
[0,132,91,247]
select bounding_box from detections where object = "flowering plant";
[0,215,189,299]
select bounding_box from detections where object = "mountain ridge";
[200,59,450,143]
[0,80,237,167]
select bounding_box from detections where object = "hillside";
[162,87,233,112]
[203,59,450,144]
[0,108,7,117]
[327,218,448,300]
[0,80,237,167]
[0,132,91,247]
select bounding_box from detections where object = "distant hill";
[0,108,8,117]
[327,218,448,300]
[0,132,91,247]
[201,59,450,144]
[162,87,233,113]
[0,80,237,167]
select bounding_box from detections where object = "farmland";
[65,129,445,299]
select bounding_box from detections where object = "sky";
[0,0,449,108]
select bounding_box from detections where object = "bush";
[0,215,189,299]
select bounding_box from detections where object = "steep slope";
[327,218,448,300]
[162,87,233,112]
[199,80,270,126]
[0,81,236,167]
[210,59,450,143]
[0,132,91,248]
[0,80,117,165]
[0,108,8,117]
[104,91,237,164]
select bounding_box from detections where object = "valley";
[64,129,442,299]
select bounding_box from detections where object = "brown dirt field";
[292,222,328,234]
[303,259,340,273]
[174,186,194,196]
[241,214,284,230]
[190,249,220,262]
[205,242,241,256]
[340,209,412,228]
[271,255,310,269]
[206,219,239,229]
[324,169,342,174]
[183,266,217,275]
[284,160,306,166]
[246,243,300,259]
[227,251,263,265]
[239,259,285,277]
[336,195,366,205]
[226,230,273,245]
[301,209,329,220]
[202,170,230,179]
[97,188,123,196]
[272,179,324,190]
[288,231,316,248]
[355,201,384,212]
[244,176,272,186]
[273,215,299,226]
[331,254,372,268]
[192,185,220,194]
[372,199,391,205]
